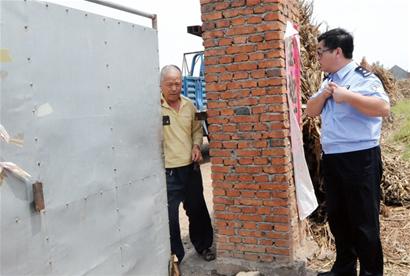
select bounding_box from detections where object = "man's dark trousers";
[166,163,213,262]
[323,146,383,276]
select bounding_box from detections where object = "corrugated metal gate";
[0,1,169,275]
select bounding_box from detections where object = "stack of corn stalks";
[360,58,410,205]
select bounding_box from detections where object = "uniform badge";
[162,115,170,125]
[355,66,372,77]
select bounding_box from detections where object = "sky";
[47,0,410,71]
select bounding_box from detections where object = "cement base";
[216,257,307,276]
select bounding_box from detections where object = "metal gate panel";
[1,1,169,275]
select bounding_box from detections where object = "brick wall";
[200,0,305,274]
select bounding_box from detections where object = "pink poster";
[284,23,302,125]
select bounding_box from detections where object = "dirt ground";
[178,144,410,276]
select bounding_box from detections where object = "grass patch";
[391,99,410,160]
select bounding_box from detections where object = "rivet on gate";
[15,218,19,223]
[65,9,69,13]
[37,162,41,167]
[34,137,38,142]
[30,83,33,87]
[24,26,28,30]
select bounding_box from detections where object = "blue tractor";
[181,50,208,138]
[182,25,208,139]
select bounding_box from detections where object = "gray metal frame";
[84,0,158,29]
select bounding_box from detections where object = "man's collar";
[333,61,356,80]
[161,94,187,109]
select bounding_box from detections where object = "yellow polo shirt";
[161,94,203,168]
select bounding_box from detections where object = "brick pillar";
[200,0,306,274]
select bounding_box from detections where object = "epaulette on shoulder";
[355,66,372,77]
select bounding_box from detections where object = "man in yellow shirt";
[160,65,214,264]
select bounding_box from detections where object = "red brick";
[263,199,288,207]
[233,36,248,44]
[265,31,283,40]
[264,12,285,22]
[222,9,240,18]
[212,166,231,173]
[249,35,264,43]
[251,70,265,79]
[201,11,223,21]
[233,71,249,80]
[242,237,258,244]
[231,0,246,7]
[238,215,263,222]
[238,158,253,165]
[237,244,265,253]
[258,223,274,231]
[234,53,249,62]
[247,15,262,23]
[246,0,261,6]
[266,248,290,256]
[215,2,230,10]
[226,26,256,36]
[214,197,234,205]
[266,215,288,223]
[236,166,262,174]
[214,204,226,211]
[235,183,260,190]
[226,45,255,55]
[249,52,265,60]
[231,17,246,25]
[214,188,226,196]
[254,157,269,165]
[243,253,259,261]
[216,20,230,28]
[229,236,241,243]
[219,38,233,46]
[226,190,240,197]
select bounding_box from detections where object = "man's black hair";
[318,28,354,59]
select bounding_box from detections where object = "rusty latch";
[33,181,45,212]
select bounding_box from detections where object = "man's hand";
[322,84,334,99]
[329,82,352,103]
[192,144,203,163]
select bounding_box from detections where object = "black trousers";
[323,146,383,276]
[166,163,213,262]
